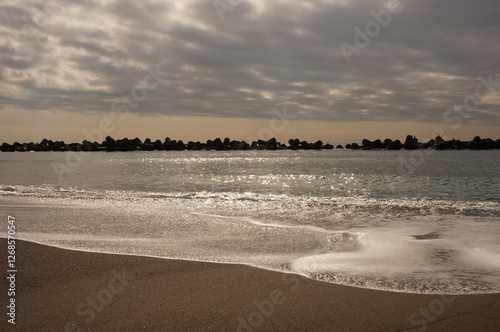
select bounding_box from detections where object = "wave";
[1,185,500,294]
[2,184,499,220]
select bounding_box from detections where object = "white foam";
[291,219,500,293]
[1,187,500,294]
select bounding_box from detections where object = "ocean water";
[1,150,499,294]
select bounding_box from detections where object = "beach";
[3,0,500,330]
[1,239,499,331]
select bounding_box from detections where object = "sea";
[1,150,499,294]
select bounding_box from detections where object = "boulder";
[404,135,418,150]
[299,141,312,149]
[386,140,402,150]
[312,140,323,149]
[288,138,300,148]
[483,138,496,150]
[153,139,163,150]
[1,143,15,152]
[424,139,436,148]
[212,138,223,146]
[176,140,186,150]
[236,141,249,150]
[435,135,445,144]
[383,139,393,148]
[371,139,383,149]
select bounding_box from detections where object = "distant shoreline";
[2,134,499,152]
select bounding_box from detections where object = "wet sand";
[1,239,499,331]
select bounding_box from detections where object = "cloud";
[0,0,499,125]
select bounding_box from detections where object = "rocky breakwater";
[345,135,500,151]
[0,137,333,152]
[1,135,499,152]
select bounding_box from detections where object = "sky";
[1,0,499,144]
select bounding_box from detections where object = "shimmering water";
[1,150,499,294]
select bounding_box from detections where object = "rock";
[288,139,300,148]
[257,139,267,146]
[34,143,49,151]
[153,139,163,150]
[299,141,312,149]
[176,140,186,150]
[361,139,372,147]
[483,138,496,150]
[312,140,323,149]
[453,140,467,150]
[424,139,436,148]
[467,140,482,150]
[404,135,418,150]
[435,140,454,150]
[163,139,176,150]
[1,143,15,152]
[105,136,116,151]
[267,137,277,147]
[236,141,249,150]
[133,137,143,147]
[435,135,445,144]
[371,139,383,149]
[335,145,344,149]
[386,140,402,150]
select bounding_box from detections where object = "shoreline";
[1,239,499,331]
[5,236,500,297]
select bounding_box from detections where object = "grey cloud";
[0,0,499,125]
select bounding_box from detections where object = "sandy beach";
[0,239,498,331]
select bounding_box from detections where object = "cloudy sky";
[1,0,499,143]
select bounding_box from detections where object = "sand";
[1,239,499,331]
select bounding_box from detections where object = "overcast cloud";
[1,0,499,126]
